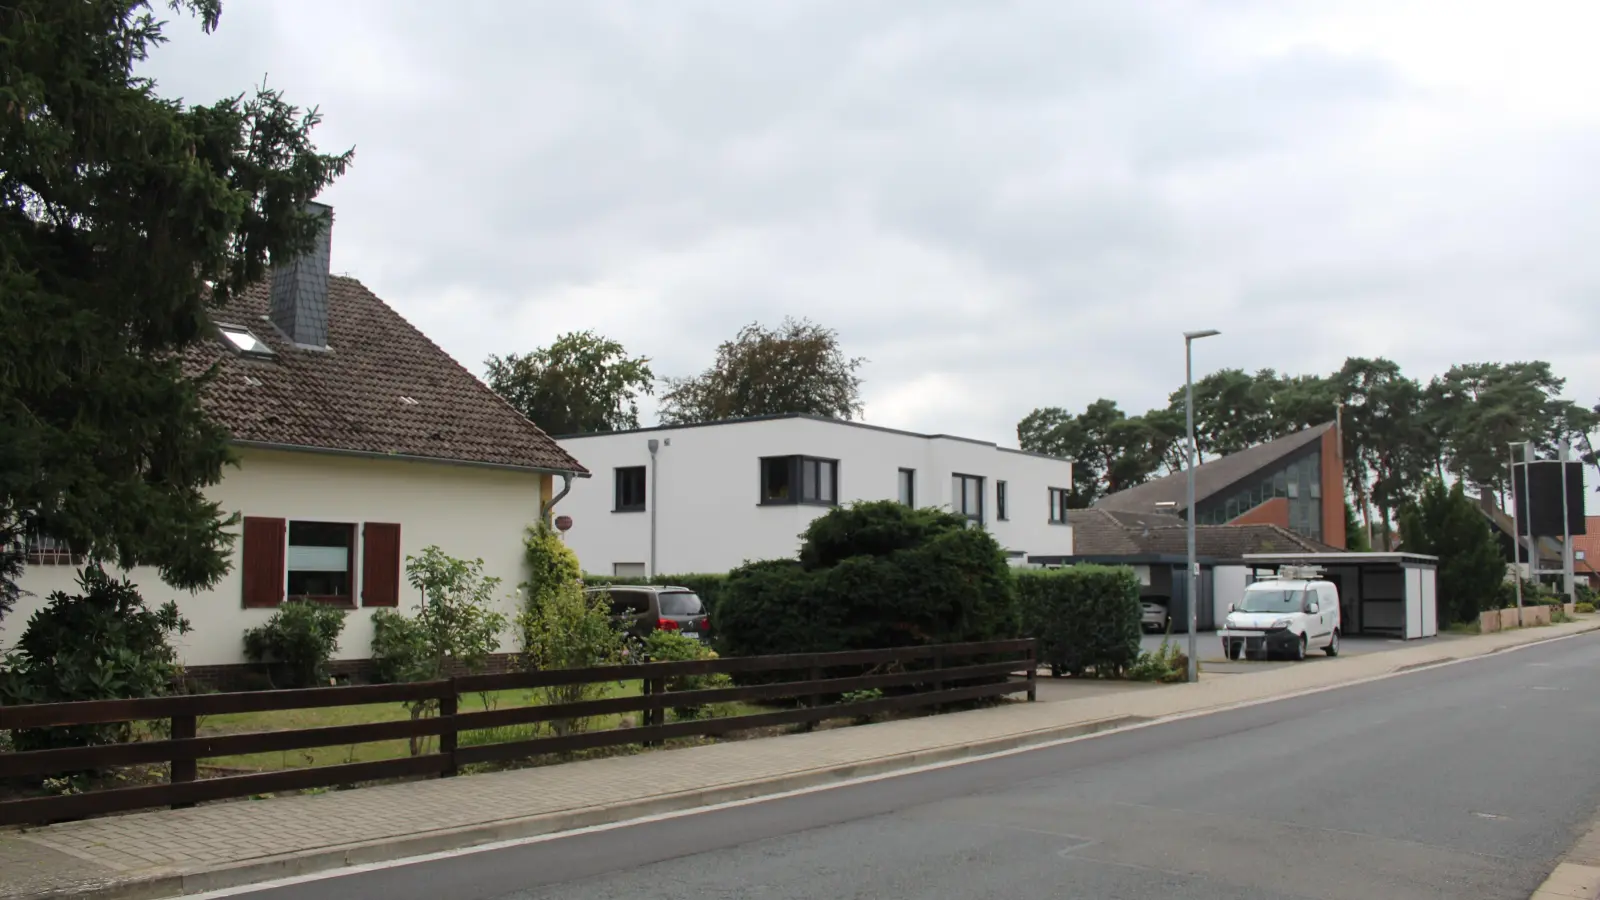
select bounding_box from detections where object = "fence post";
[170,713,197,809]
[645,674,666,747]
[932,645,947,714]
[1026,641,1038,703]
[439,680,458,777]
[803,659,822,732]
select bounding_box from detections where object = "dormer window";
[219,324,273,358]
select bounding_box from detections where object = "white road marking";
[180,629,1597,899]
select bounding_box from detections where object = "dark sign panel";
[1511,461,1587,537]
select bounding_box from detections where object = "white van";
[1219,567,1341,661]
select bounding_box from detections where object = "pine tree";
[0,0,351,613]
[1399,480,1505,625]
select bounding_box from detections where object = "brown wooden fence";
[0,638,1036,826]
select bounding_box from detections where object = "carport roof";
[1243,551,1439,567]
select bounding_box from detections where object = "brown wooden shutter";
[241,517,286,608]
[361,523,402,607]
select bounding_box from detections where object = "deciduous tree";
[0,0,350,611]
[658,317,865,424]
[485,331,654,435]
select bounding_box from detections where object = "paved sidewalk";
[3,620,1595,900]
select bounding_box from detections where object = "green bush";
[520,579,627,735]
[523,522,582,615]
[242,599,346,688]
[714,502,1018,663]
[640,630,730,720]
[369,609,427,684]
[1126,637,1189,683]
[0,567,190,753]
[1576,601,1596,615]
[1016,565,1142,678]
[579,572,729,619]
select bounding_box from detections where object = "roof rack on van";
[1256,564,1326,581]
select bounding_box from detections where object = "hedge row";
[1016,566,1143,677]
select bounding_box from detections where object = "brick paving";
[1,620,1594,900]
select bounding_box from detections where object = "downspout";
[648,439,660,577]
[540,472,575,525]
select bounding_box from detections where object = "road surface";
[233,632,1600,900]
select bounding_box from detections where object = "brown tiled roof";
[1095,423,1333,514]
[1066,508,1340,559]
[188,277,587,474]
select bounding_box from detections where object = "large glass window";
[1048,488,1070,524]
[286,521,355,602]
[760,456,838,505]
[898,468,916,507]
[1198,448,1324,541]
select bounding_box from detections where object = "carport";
[1240,552,1441,639]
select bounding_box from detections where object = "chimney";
[269,201,333,348]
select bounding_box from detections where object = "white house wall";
[4,447,549,667]
[556,418,1074,576]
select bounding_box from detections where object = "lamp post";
[1183,329,1220,684]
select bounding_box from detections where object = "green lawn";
[197,681,765,771]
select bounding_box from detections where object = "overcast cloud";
[143,1,1600,489]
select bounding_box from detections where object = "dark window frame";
[1048,487,1071,524]
[996,480,1009,521]
[759,455,840,506]
[898,468,916,507]
[614,465,647,512]
[952,473,985,525]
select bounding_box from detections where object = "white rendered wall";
[556,417,1074,576]
[4,447,551,666]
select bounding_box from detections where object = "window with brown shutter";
[361,523,402,607]
[241,517,286,608]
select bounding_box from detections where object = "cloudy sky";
[144,1,1599,465]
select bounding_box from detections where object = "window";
[952,473,984,524]
[10,532,85,566]
[287,522,356,602]
[241,517,400,608]
[659,591,705,616]
[898,468,916,507]
[760,455,838,505]
[606,589,651,615]
[1048,488,1070,524]
[996,481,1009,520]
[218,324,273,357]
[615,466,646,512]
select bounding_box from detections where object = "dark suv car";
[584,584,710,641]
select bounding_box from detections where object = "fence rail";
[0,638,1036,826]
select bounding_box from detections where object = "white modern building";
[555,414,1074,576]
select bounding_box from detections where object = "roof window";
[219,324,273,358]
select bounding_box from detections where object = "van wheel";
[1293,634,1307,661]
[1324,629,1340,657]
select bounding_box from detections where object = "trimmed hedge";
[579,572,729,619]
[1016,565,1142,678]
[715,502,1019,662]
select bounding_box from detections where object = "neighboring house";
[553,414,1074,576]
[1094,422,1346,548]
[1031,508,1342,632]
[4,204,588,681]
[1577,516,1600,590]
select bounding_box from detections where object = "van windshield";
[658,591,704,616]
[1237,588,1310,614]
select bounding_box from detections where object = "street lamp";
[1183,329,1220,684]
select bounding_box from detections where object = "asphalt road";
[237,632,1600,900]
